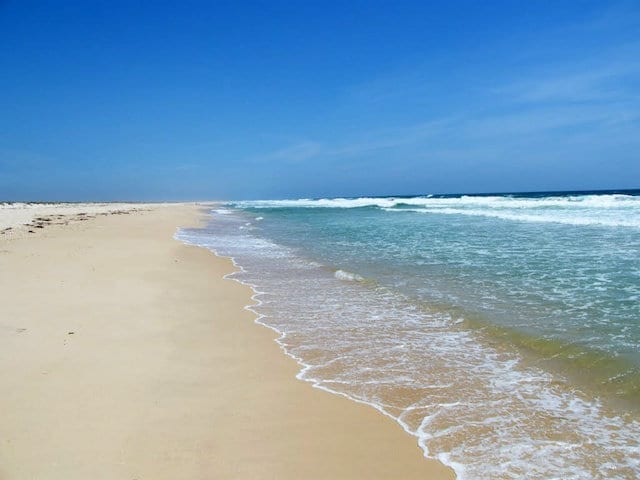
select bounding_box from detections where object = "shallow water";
[177,191,640,479]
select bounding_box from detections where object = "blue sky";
[1,1,639,200]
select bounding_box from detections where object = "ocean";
[177,190,640,479]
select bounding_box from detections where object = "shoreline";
[182,215,461,476]
[183,202,640,479]
[0,204,454,479]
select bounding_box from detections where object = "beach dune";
[0,205,453,479]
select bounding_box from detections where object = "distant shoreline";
[2,187,639,205]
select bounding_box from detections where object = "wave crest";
[334,269,365,282]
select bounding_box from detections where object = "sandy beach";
[0,204,454,479]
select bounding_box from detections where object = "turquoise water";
[178,191,640,479]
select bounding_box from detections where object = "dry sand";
[0,202,163,233]
[0,204,454,479]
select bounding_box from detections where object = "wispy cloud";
[494,59,640,104]
[576,1,640,32]
[252,95,640,166]
[251,118,458,165]
[465,104,639,139]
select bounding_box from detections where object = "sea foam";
[233,193,640,228]
[334,269,365,282]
